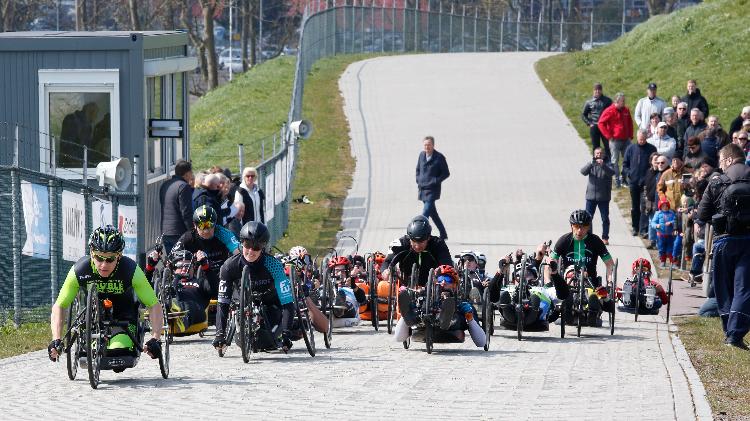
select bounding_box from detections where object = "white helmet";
[289,245,308,260]
[459,250,478,262]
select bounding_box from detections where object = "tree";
[646,0,677,16]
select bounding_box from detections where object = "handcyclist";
[497,260,554,330]
[48,226,163,363]
[456,250,489,303]
[382,215,453,327]
[153,205,240,299]
[619,257,668,314]
[328,255,367,327]
[547,209,616,326]
[213,222,295,353]
[146,249,212,335]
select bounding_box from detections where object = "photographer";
[581,147,615,244]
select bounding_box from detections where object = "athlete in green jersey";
[48,226,163,361]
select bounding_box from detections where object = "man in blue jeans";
[416,136,450,240]
[581,147,614,244]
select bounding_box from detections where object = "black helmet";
[569,209,592,226]
[89,225,125,253]
[239,221,270,249]
[407,215,432,241]
[193,205,217,225]
[170,248,194,265]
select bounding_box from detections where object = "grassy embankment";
[535,0,749,417]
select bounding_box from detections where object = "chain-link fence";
[0,122,137,326]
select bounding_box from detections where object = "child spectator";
[651,198,677,268]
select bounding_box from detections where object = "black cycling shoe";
[398,290,419,327]
[438,297,456,330]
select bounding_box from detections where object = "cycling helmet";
[89,225,125,253]
[170,249,194,276]
[289,246,308,260]
[328,255,351,269]
[239,221,270,249]
[563,265,576,281]
[193,205,218,225]
[389,238,402,252]
[406,215,432,242]
[351,255,366,268]
[373,251,386,264]
[459,250,478,262]
[632,257,651,273]
[569,209,592,225]
[435,265,459,283]
[476,253,487,270]
[515,261,538,281]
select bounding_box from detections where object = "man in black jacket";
[696,144,750,350]
[582,83,613,157]
[581,147,615,244]
[192,173,224,220]
[728,106,750,137]
[159,159,194,254]
[681,79,709,118]
[416,136,450,240]
[622,129,658,237]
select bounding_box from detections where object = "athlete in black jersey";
[213,222,295,353]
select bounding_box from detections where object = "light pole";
[229,0,234,80]
[259,0,264,63]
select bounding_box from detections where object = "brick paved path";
[0,53,709,420]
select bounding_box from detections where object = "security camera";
[289,120,313,140]
[95,158,132,191]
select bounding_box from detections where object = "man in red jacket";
[598,92,634,188]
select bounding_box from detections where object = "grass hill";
[536,0,749,143]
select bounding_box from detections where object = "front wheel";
[482,289,492,351]
[159,303,170,378]
[297,303,316,357]
[65,292,82,380]
[85,283,102,390]
[239,267,254,363]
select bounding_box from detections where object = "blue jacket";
[622,142,657,187]
[416,150,450,201]
[651,210,677,236]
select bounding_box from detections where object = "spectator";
[647,112,661,137]
[622,129,657,237]
[159,159,195,254]
[581,82,613,157]
[681,79,709,118]
[662,107,680,140]
[647,121,677,159]
[416,136,450,240]
[192,172,223,218]
[670,95,681,111]
[700,127,721,165]
[683,108,708,147]
[704,115,731,148]
[728,105,750,137]
[581,147,615,244]
[641,153,661,240]
[658,156,686,210]
[598,92,634,188]
[733,131,750,165]
[194,170,208,189]
[634,82,666,130]
[651,198,678,268]
[696,144,750,349]
[646,155,669,248]
[684,137,708,171]
[215,172,241,228]
[235,166,266,225]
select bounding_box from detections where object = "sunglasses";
[196,221,214,230]
[242,240,264,251]
[245,174,257,178]
[572,223,590,229]
[92,253,119,263]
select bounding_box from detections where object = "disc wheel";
[65,291,82,380]
[239,266,254,363]
[85,283,103,390]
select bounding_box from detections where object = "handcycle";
[561,259,617,338]
[61,282,169,389]
[619,259,672,323]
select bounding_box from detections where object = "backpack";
[719,177,750,235]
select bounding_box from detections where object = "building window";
[172,72,185,165]
[38,69,120,178]
[148,76,163,175]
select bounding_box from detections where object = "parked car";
[218,48,244,72]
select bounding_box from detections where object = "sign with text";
[92,198,113,228]
[265,174,274,221]
[62,190,86,261]
[117,205,137,260]
[148,119,183,138]
[21,182,50,258]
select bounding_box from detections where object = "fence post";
[590,10,594,46]
[414,0,418,52]
[49,179,58,305]
[238,143,245,174]
[392,1,396,51]
[82,145,88,185]
[381,1,385,53]
[559,12,564,52]
[333,0,338,54]
[361,1,365,53]
[515,9,520,52]
[500,13,504,52]
[12,124,21,327]
[622,0,626,36]
[473,7,477,52]
[438,2,442,52]
[449,3,453,52]
[486,10,490,52]
[402,1,406,52]
[371,0,375,53]
[536,7,542,51]
[461,5,465,52]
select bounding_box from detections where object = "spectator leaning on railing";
[598,92,633,188]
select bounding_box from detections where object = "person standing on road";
[696,144,750,350]
[581,147,614,245]
[598,92,634,188]
[159,159,195,254]
[623,129,657,237]
[634,82,666,131]
[416,136,450,240]
[581,82,613,157]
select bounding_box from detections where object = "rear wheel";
[666,265,674,323]
[516,275,525,341]
[158,301,170,378]
[609,259,617,336]
[387,273,396,334]
[239,266,254,363]
[85,283,102,390]
[322,271,333,349]
[368,261,379,331]
[634,273,641,322]
[482,289,492,351]
[65,291,82,380]
[576,277,584,338]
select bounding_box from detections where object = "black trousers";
[590,125,611,158]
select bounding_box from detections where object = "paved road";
[0,53,709,420]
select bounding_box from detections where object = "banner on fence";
[21,182,50,258]
[275,159,284,206]
[117,205,137,260]
[92,198,113,228]
[62,190,86,261]
[265,174,274,221]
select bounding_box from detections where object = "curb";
[670,324,714,420]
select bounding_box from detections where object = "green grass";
[536,0,750,145]
[536,1,750,416]
[676,316,750,418]
[276,54,380,257]
[0,322,49,359]
[190,56,296,171]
